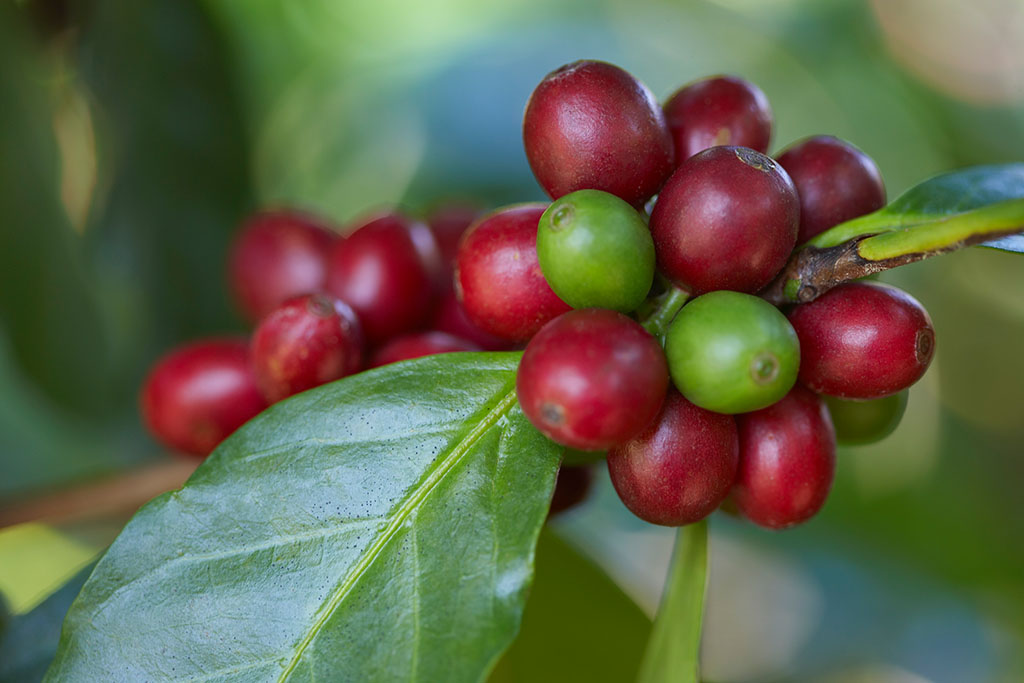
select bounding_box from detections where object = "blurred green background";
[2,0,1024,680]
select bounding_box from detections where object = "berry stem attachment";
[761,199,1024,305]
[640,281,690,341]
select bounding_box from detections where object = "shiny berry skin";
[250,294,363,402]
[824,391,908,446]
[140,338,267,457]
[788,282,935,399]
[369,331,481,368]
[537,190,655,313]
[523,60,674,207]
[666,291,799,414]
[733,386,836,530]
[426,202,481,281]
[548,465,595,517]
[228,210,337,322]
[325,211,442,344]
[649,146,799,294]
[608,390,739,526]
[516,309,669,451]
[776,135,886,243]
[663,75,773,163]
[455,204,571,342]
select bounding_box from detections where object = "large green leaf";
[636,522,708,683]
[46,353,561,681]
[807,164,1024,253]
[491,529,651,682]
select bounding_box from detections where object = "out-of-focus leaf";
[0,524,98,615]
[47,353,561,681]
[636,522,708,683]
[0,564,93,683]
[490,529,651,683]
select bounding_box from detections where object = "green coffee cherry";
[824,391,908,446]
[665,291,799,414]
[537,189,655,312]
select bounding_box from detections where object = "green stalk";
[639,284,690,341]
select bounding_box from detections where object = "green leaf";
[636,522,708,683]
[0,564,93,683]
[490,529,651,683]
[807,164,1024,252]
[46,353,561,681]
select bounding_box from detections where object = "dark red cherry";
[228,210,337,322]
[732,386,836,530]
[369,331,481,368]
[430,290,517,351]
[608,390,739,526]
[523,60,674,206]
[548,465,595,517]
[787,282,935,399]
[426,202,482,283]
[140,338,267,457]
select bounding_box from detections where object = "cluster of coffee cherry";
[141,59,936,530]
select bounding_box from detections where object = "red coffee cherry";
[663,75,773,163]
[325,211,442,344]
[776,135,886,243]
[430,290,517,351]
[250,294,363,402]
[140,338,267,457]
[649,146,799,294]
[455,204,571,342]
[608,390,739,526]
[426,202,482,284]
[732,386,836,530]
[787,282,935,399]
[369,331,481,368]
[516,309,669,451]
[523,60,674,206]
[548,465,595,517]
[228,210,337,322]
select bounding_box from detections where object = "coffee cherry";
[250,294,363,402]
[649,146,799,294]
[369,331,481,368]
[663,75,773,163]
[140,338,267,457]
[824,391,908,446]
[776,135,886,243]
[608,390,739,526]
[455,204,571,342]
[549,465,595,517]
[787,282,935,399]
[517,309,668,451]
[228,210,337,322]
[430,290,517,351]
[426,202,481,281]
[537,190,655,313]
[325,211,442,344]
[523,60,674,206]
[666,291,799,414]
[732,386,836,530]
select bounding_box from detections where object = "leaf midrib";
[277,383,520,680]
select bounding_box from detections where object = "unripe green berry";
[537,190,655,313]
[665,291,799,414]
[823,391,908,446]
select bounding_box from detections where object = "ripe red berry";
[426,202,481,284]
[430,290,517,351]
[369,331,481,368]
[732,386,836,530]
[649,146,799,294]
[776,136,886,243]
[663,75,773,163]
[325,211,442,344]
[607,390,739,526]
[548,465,595,517]
[140,338,267,457]
[516,309,669,451]
[523,60,674,206]
[455,204,571,342]
[228,210,337,322]
[250,294,363,402]
[787,282,935,399]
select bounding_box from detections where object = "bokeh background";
[2,0,1024,681]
